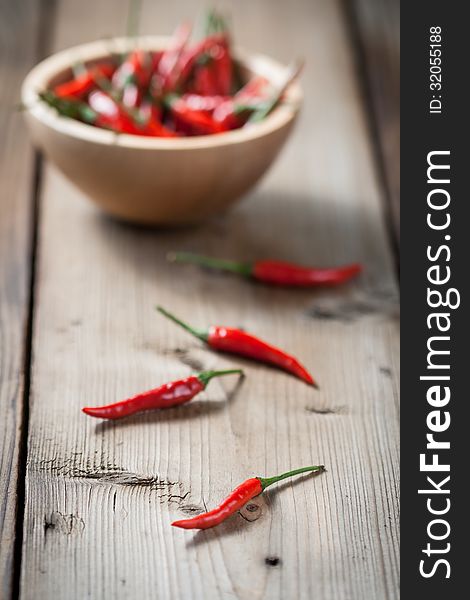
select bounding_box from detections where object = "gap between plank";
[11,152,43,600]
[12,1,57,596]
[339,0,400,278]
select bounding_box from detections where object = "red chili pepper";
[82,368,243,420]
[172,465,325,530]
[214,42,233,96]
[212,76,270,129]
[138,100,177,137]
[141,118,179,138]
[211,100,248,130]
[170,34,226,92]
[157,307,317,387]
[113,51,162,103]
[167,96,226,135]
[87,90,173,137]
[191,38,233,96]
[180,94,230,112]
[252,260,362,286]
[192,60,220,96]
[112,52,137,89]
[88,90,140,134]
[53,64,114,99]
[112,51,157,108]
[169,252,362,287]
[54,74,94,99]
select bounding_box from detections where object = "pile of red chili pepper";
[40,10,298,137]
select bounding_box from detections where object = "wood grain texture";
[347,0,400,240]
[0,0,40,596]
[20,1,399,598]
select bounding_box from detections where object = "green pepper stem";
[197,369,244,387]
[249,60,304,123]
[156,306,208,343]
[168,252,252,277]
[39,91,97,124]
[258,465,325,490]
[162,94,180,109]
[204,8,229,37]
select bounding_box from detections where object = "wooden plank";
[346,0,400,240]
[20,0,399,598]
[0,0,41,597]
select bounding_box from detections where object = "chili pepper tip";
[82,406,103,418]
[298,368,319,389]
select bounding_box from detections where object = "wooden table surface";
[0,0,399,598]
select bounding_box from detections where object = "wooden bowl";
[22,37,302,225]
